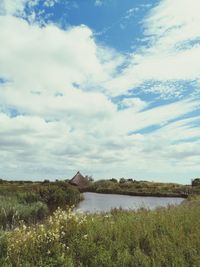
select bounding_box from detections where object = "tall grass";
[0,182,81,230]
[1,198,200,266]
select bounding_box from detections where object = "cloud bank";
[0,0,200,183]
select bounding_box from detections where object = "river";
[76,192,184,213]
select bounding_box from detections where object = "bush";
[18,192,41,204]
[0,199,48,229]
[0,182,81,229]
[38,183,80,210]
[192,178,200,187]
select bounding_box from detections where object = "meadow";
[0,180,81,230]
[0,196,199,266]
[0,180,200,266]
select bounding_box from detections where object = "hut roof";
[69,171,89,188]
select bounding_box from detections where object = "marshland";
[0,177,200,266]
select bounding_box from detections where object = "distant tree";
[119,178,126,184]
[109,178,118,183]
[43,179,50,184]
[85,175,94,182]
[192,178,200,187]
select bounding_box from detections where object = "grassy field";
[0,181,81,230]
[0,195,200,266]
[0,180,200,266]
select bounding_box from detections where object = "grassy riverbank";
[0,179,200,266]
[83,179,200,198]
[0,196,200,266]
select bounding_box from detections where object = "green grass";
[0,196,48,229]
[0,181,81,230]
[0,180,199,266]
[0,197,200,266]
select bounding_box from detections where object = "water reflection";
[76,192,184,213]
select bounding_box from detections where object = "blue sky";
[18,0,157,54]
[0,0,200,183]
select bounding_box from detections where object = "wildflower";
[61,231,65,236]
[104,214,112,218]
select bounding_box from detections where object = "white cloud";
[0,1,200,183]
[0,0,65,26]
[121,98,147,110]
[44,0,59,8]
[0,14,123,179]
[144,0,200,46]
[0,0,27,15]
[0,16,121,93]
[106,0,200,97]
[0,0,40,16]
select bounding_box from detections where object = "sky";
[0,0,200,183]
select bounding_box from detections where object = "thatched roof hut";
[69,171,90,188]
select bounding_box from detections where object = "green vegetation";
[83,179,199,197]
[0,181,81,230]
[192,178,200,187]
[0,195,48,229]
[0,197,199,266]
[0,179,200,266]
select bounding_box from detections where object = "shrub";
[0,182,81,229]
[192,178,200,187]
[38,184,80,210]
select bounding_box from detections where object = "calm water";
[76,192,184,213]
